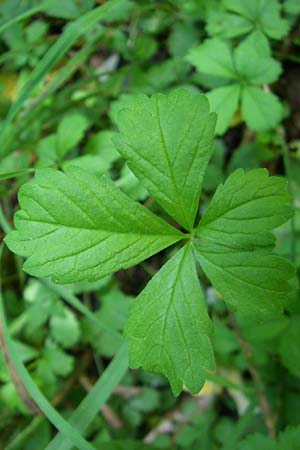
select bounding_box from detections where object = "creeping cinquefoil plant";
[5,89,294,395]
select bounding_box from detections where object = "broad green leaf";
[5,166,183,283]
[114,89,216,231]
[207,85,240,135]
[241,86,283,132]
[195,169,294,320]
[224,0,289,39]
[187,39,236,80]
[125,244,215,396]
[56,112,90,160]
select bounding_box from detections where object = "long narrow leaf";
[46,343,129,450]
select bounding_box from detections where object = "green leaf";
[187,38,236,80]
[278,426,300,450]
[195,169,294,320]
[168,22,198,58]
[5,166,183,283]
[237,433,277,450]
[42,339,74,377]
[56,112,90,160]
[278,316,300,378]
[284,0,300,15]
[44,0,88,19]
[238,426,300,450]
[114,89,216,231]
[50,308,81,349]
[125,244,215,396]
[224,0,290,39]
[241,86,283,132]
[234,32,282,84]
[207,85,240,135]
[206,10,253,38]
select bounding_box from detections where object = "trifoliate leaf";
[114,89,216,231]
[207,85,240,135]
[223,0,290,39]
[5,166,183,283]
[195,169,294,320]
[125,244,215,396]
[188,36,283,134]
[241,86,283,132]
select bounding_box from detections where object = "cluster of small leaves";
[188,31,283,134]
[0,279,80,412]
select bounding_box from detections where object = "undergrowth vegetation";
[0,1,300,449]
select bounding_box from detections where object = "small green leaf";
[114,89,216,231]
[56,112,90,159]
[195,169,294,320]
[207,84,240,135]
[241,86,283,132]
[5,166,183,283]
[234,32,282,84]
[50,308,81,349]
[187,38,236,80]
[125,244,215,396]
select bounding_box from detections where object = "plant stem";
[229,312,277,439]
